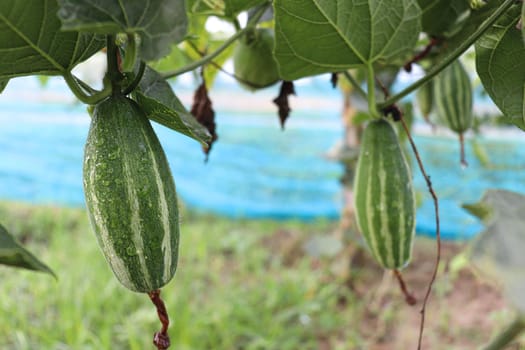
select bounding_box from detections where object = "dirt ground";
[265,228,521,350]
[351,240,513,350]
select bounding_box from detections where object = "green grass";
[0,202,517,350]
[0,202,357,350]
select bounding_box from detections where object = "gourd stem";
[393,269,417,306]
[342,71,367,100]
[377,0,516,110]
[482,315,525,350]
[106,34,124,95]
[161,2,270,79]
[148,290,171,350]
[459,133,468,167]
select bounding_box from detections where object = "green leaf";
[224,0,267,17]
[441,0,505,57]
[522,0,525,44]
[187,0,225,15]
[0,0,104,79]
[184,15,236,86]
[136,66,211,146]
[0,79,8,93]
[475,5,525,130]
[187,0,266,17]
[417,0,470,37]
[465,189,525,313]
[0,224,56,278]
[273,0,421,80]
[149,45,189,73]
[57,0,188,61]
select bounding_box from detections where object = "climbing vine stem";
[398,116,441,350]
[161,2,270,79]
[377,0,516,110]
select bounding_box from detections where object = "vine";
[377,0,516,110]
[398,116,441,350]
[162,2,271,80]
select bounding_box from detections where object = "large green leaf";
[136,66,211,146]
[522,1,525,43]
[0,79,8,93]
[417,0,470,37]
[0,0,104,79]
[187,0,224,15]
[273,0,421,80]
[187,0,266,17]
[224,0,267,17]
[441,0,505,57]
[0,224,56,278]
[464,190,525,313]
[57,0,188,61]
[475,5,525,130]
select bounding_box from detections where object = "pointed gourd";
[83,95,180,293]
[434,59,473,165]
[353,118,416,269]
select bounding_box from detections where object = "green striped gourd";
[83,95,179,293]
[434,59,473,165]
[353,118,416,269]
[416,79,434,123]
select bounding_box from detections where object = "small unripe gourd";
[353,118,416,269]
[434,59,473,165]
[233,28,280,91]
[416,80,434,123]
[83,95,179,293]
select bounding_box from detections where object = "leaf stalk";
[342,71,367,100]
[482,315,525,350]
[366,63,378,118]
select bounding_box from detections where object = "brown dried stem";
[459,133,468,167]
[148,290,171,350]
[403,37,440,72]
[399,118,441,350]
[393,269,417,306]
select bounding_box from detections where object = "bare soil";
[263,229,521,350]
